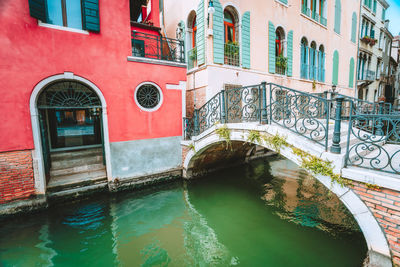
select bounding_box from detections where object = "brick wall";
[352,182,400,266]
[0,150,35,204]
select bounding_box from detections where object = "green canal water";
[0,157,367,266]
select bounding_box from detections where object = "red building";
[0,0,187,208]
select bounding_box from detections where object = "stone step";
[51,155,103,170]
[50,163,105,177]
[51,148,103,161]
[47,170,107,193]
[47,182,109,200]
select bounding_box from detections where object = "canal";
[0,157,367,266]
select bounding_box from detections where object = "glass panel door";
[48,108,102,150]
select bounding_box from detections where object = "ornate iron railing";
[225,84,264,123]
[345,113,400,174]
[132,31,185,63]
[224,43,240,67]
[269,83,330,150]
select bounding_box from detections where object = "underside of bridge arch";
[185,141,274,178]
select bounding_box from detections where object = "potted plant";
[224,41,240,65]
[276,55,288,70]
[189,47,197,61]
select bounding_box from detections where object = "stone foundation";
[0,150,35,204]
[352,182,400,266]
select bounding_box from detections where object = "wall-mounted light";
[207,0,215,27]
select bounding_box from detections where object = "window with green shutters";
[268,21,276,74]
[287,30,293,76]
[334,0,341,34]
[351,12,357,43]
[28,0,100,32]
[382,8,386,21]
[349,57,355,88]
[332,50,339,86]
[241,12,251,69]
[213,0,224,64]
[196,0,205,65]
[373,0,377,13]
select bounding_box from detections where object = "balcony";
[360,36,377,47]
[224,43,240,67]
[275,56,287,75]
[131,31,185,64]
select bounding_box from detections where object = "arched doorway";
[30,73,111,195]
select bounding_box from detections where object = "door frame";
[30,72,112,194]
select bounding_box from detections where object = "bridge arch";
[183,124,391,263]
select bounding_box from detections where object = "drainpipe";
[354,0,362,98]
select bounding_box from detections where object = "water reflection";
[0,157,367,266]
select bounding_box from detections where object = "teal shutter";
[287,30,293,76]
[305,46,309,79]
[241,12,251,69]
[322,52,325,82]
[196,0,205,65]
[213,0,224,64]
[382,8,386,21]
[82,0,100,32]
[28,0,47,22]
[300,44,305,78]
[318,51,322,81]
[351,12,357,43]
[373,0,377,13]
[349,57,355,88]
[268,21,275,74]
[332,50,339,85]
[334,0,341,34]
[279,0,288,4]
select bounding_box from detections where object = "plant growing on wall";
[215,124,232,150]
[224,41,240,56]
[246,130,262,144]
[262,133,288,153]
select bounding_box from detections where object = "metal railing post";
[375,101,385,136]
[194,110,199,136]
[221,91,226,124]
[330,96,344,154]
[261,81,268,124]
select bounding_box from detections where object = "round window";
[134,83,163,111]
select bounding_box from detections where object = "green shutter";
[334,0,341,34]
[287,30,293,76]
[382,8,386,21]
[349,57,355,88]
[212,0,223,64]
[268,21,275,74]
[241,12,251,69]
[373,0,377,13]
[279,0,288,4]
[28,0,47,22]
[82,0,100,32]
[351,12,357,43]
[196,0,205,65]
[332,50,339,85]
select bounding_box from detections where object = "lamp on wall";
[207,0,215,27]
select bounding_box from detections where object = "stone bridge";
[181,83,400,266]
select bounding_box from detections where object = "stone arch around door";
[30,72,112,194]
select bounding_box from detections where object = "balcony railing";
[131,31,185,63]
[320,17,327,26]
[224,43,240,67]
[187,48,197,70]
[302,5,311,16]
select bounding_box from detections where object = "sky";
[387,0,400,36]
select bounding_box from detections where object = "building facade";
[163,0,360,114]
[0,0,187,205]
[391,35,400,108]
[357,0,392,103]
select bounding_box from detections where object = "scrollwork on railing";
[225,85,262,123]
[197,93,222,134]
[345,114,400,174]
[269,83,329,149]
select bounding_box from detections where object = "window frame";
[224,10,236,43]
[46,0,84,30]
[134,82,164,112]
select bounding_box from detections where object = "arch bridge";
[182,82,400,267]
